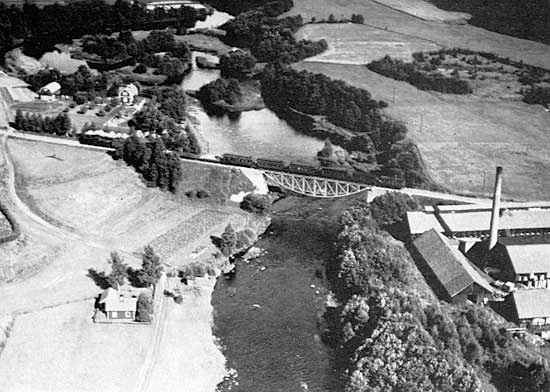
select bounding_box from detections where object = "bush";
[133,63,147,74]
[240,193,270,214]
[135,292,153,322]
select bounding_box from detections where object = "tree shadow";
[127,266,143,288]
[87,268,110,289]
[210,235,221,248]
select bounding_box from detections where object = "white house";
[98,287,137,321]
[118,83,139,106]
[38,81,61,101]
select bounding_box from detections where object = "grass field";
[288,0,550,201]
[294,62,550,200]
[0,300,153,392]
[0,138,256,390]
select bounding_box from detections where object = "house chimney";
[488,166,503,250]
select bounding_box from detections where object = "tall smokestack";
[488,166,503,250]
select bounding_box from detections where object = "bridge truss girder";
[263,171,369,198]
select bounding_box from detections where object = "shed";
[412,228,496,303]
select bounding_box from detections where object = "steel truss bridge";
[263,170,370,198]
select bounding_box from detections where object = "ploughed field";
[289,0,550,200]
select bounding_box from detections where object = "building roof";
[119,84,138,97]
[40,82,61,95]
[407,211,444,235]
[99,287,137,312]
[499,236,550,275]
[513,289,550,320]
[413,229,495,298]
[407,207,550,236]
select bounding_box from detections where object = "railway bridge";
[262,170,370,198]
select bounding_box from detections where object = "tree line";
[13,109,72,135]
[115,136,182,192]
[0,0,206,60]
[368,55,473,94]
[326,197,550,392]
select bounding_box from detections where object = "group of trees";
[81,30,192,82]
[323,13,364,24]
[197,78,242,110]
[13,109,72,135]
[523,86,550,107]
[219,50,257,79]
[0,0,206,60]
[25,65,123,103]
[260,64,430,187]
[220,8,327,63]
[116,136,183,192]
[326,198,550,392]
[368,55,473,94]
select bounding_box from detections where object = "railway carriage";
[256,158,287,171]
[287,163,319,176]
[219,153,255,167]
[320,166,352,181]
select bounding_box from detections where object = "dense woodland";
[368,55,473,94]
[216,0,327,63]
[81,30,192,81]
[327,196,550,392]
[428,0,550,46]
[0,0,206,59]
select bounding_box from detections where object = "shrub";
[240,193,270,214]
[133,63,147,74]
[136,292,153,322]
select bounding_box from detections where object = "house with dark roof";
[468,236,550,289]
[411,228,497,304]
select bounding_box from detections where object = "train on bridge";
[215,153,405,189]
[77,132,405,189]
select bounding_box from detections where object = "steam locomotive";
[217,153,405,189]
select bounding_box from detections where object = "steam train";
[217,153,405,189]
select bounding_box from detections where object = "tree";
[14,109,24,130]
[106,251,128,290]
[136,292,153,322]
[240,193,270,214]
[219,50,257,79]
[137,245,163,287]
[370,192,420,240]
[219,223,237,256]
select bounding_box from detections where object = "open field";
[287,0,550,69]
[297,23,440,64]
[288,0,550,201]
[294,62,550,201]
[0,137,256,390]
[0,300,153,392]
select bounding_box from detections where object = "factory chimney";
[488,166,503,250]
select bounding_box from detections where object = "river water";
[181,50,325,164]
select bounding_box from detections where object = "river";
[182,52,325,163]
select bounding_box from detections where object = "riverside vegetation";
[326,194,550,392]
